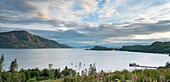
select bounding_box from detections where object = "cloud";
[34,10,52,21]
[134,13,150,22]
[1,19,170,47]
[1,0,170,47]
[83,22,94,28]
[97,0,116,18]
[134,18,147,22]
[100,0,170,23]
[76,41,96,44]
[0,0,82,28]
[79,0,98,13]
[0,0,36,13]
[156,20,170,24]
[78,20,170,40]
[1,0,169,26]
[29,30,86,39]
[98,9,116,18]
[73,0,99,17]
[132,31,170,40]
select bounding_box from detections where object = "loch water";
[0,48,169,72]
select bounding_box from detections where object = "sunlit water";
[0,48,169,72]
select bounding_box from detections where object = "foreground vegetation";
[0,54,169,82]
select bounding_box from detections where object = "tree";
[11,73,22,82]
[88,63,96,75]
[19,68,26,82]
[2,72,12,82]
[78,62,82,72]
[25,69,31,81]
[10,58,18,72]
[20,72,26,82]
[165,61,170,68]
[0,54,4,72]
[48,64,53,69]
[41,69,49,77]
[54,68,60,78]
[26,78,37,82]
[61,67,76,77]
[0,54,4,82]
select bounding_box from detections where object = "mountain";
[120,41,170,53]
[0,30,73,48]
[87,46,119,50]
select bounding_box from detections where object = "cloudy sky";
[0,0,170,47]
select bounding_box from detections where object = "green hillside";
[120,41,170,53]
[0,30,72,48]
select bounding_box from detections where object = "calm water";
[0,48,169,72]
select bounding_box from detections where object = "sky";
[0,0,170,48]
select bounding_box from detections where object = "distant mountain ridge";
[0,30,72,48]
[120,41,170,53]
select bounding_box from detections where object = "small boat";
[129,63,139,66]
[129,63,136,66]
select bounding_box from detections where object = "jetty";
[129,63,158,69]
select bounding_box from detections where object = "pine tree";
[10,58,18,73]
[0,54,4,72]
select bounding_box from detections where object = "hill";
[0,30,72,48]
[120,41,170,53]
[87,46,118,50]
